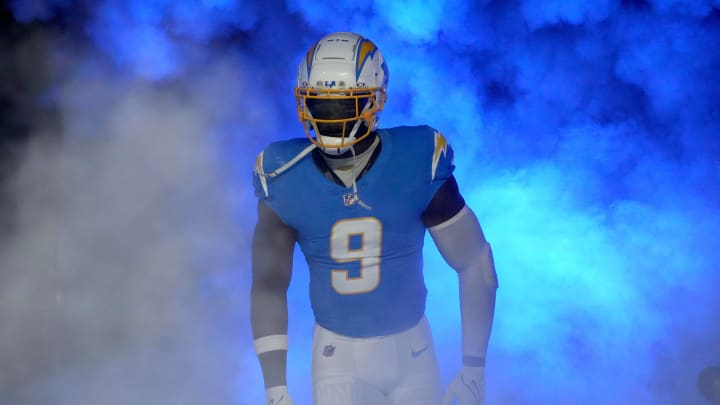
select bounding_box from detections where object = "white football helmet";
[296,32,389,155]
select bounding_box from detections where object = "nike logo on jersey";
[411,345,429,358]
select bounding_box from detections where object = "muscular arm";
[423,177,498,364]
[251,201,297,389]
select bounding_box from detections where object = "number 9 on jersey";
[330,217,382,295]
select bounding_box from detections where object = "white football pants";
[311,317,442,405]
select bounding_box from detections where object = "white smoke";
[0,42,255,404]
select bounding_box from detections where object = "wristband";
[266,385,289,396]
[254,334,288,355]
[463,355,486,367]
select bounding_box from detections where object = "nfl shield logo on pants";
[323,344,336,357]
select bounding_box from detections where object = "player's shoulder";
[380,124,437,141]
[380,125,450,151]
[379,125,454,182]
[256,137,312,174]
[253,137,313,199]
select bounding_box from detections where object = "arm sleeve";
[429,205,498,362]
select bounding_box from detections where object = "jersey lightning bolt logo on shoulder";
[431,131,448,181]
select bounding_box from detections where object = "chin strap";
[346,105,367,141]
[345,98,373,144]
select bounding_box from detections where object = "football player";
[251,32,498,405]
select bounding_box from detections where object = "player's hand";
[441,366,485,405]
[265,385,295,405]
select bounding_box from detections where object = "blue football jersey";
[253,125,455,337]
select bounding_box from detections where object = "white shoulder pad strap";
[254,144,317,198]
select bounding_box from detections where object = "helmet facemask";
[296,88,384,155]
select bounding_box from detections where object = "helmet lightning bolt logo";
[431,131,448,181]
[355,39,378,81]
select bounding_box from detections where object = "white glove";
[441,366,485,405]
[265,385,295,405]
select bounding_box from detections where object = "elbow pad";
[428,205,498,288]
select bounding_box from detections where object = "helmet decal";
[355,39,379,81]
[306,43,318,78]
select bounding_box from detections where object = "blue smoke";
[6,0,720,403]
